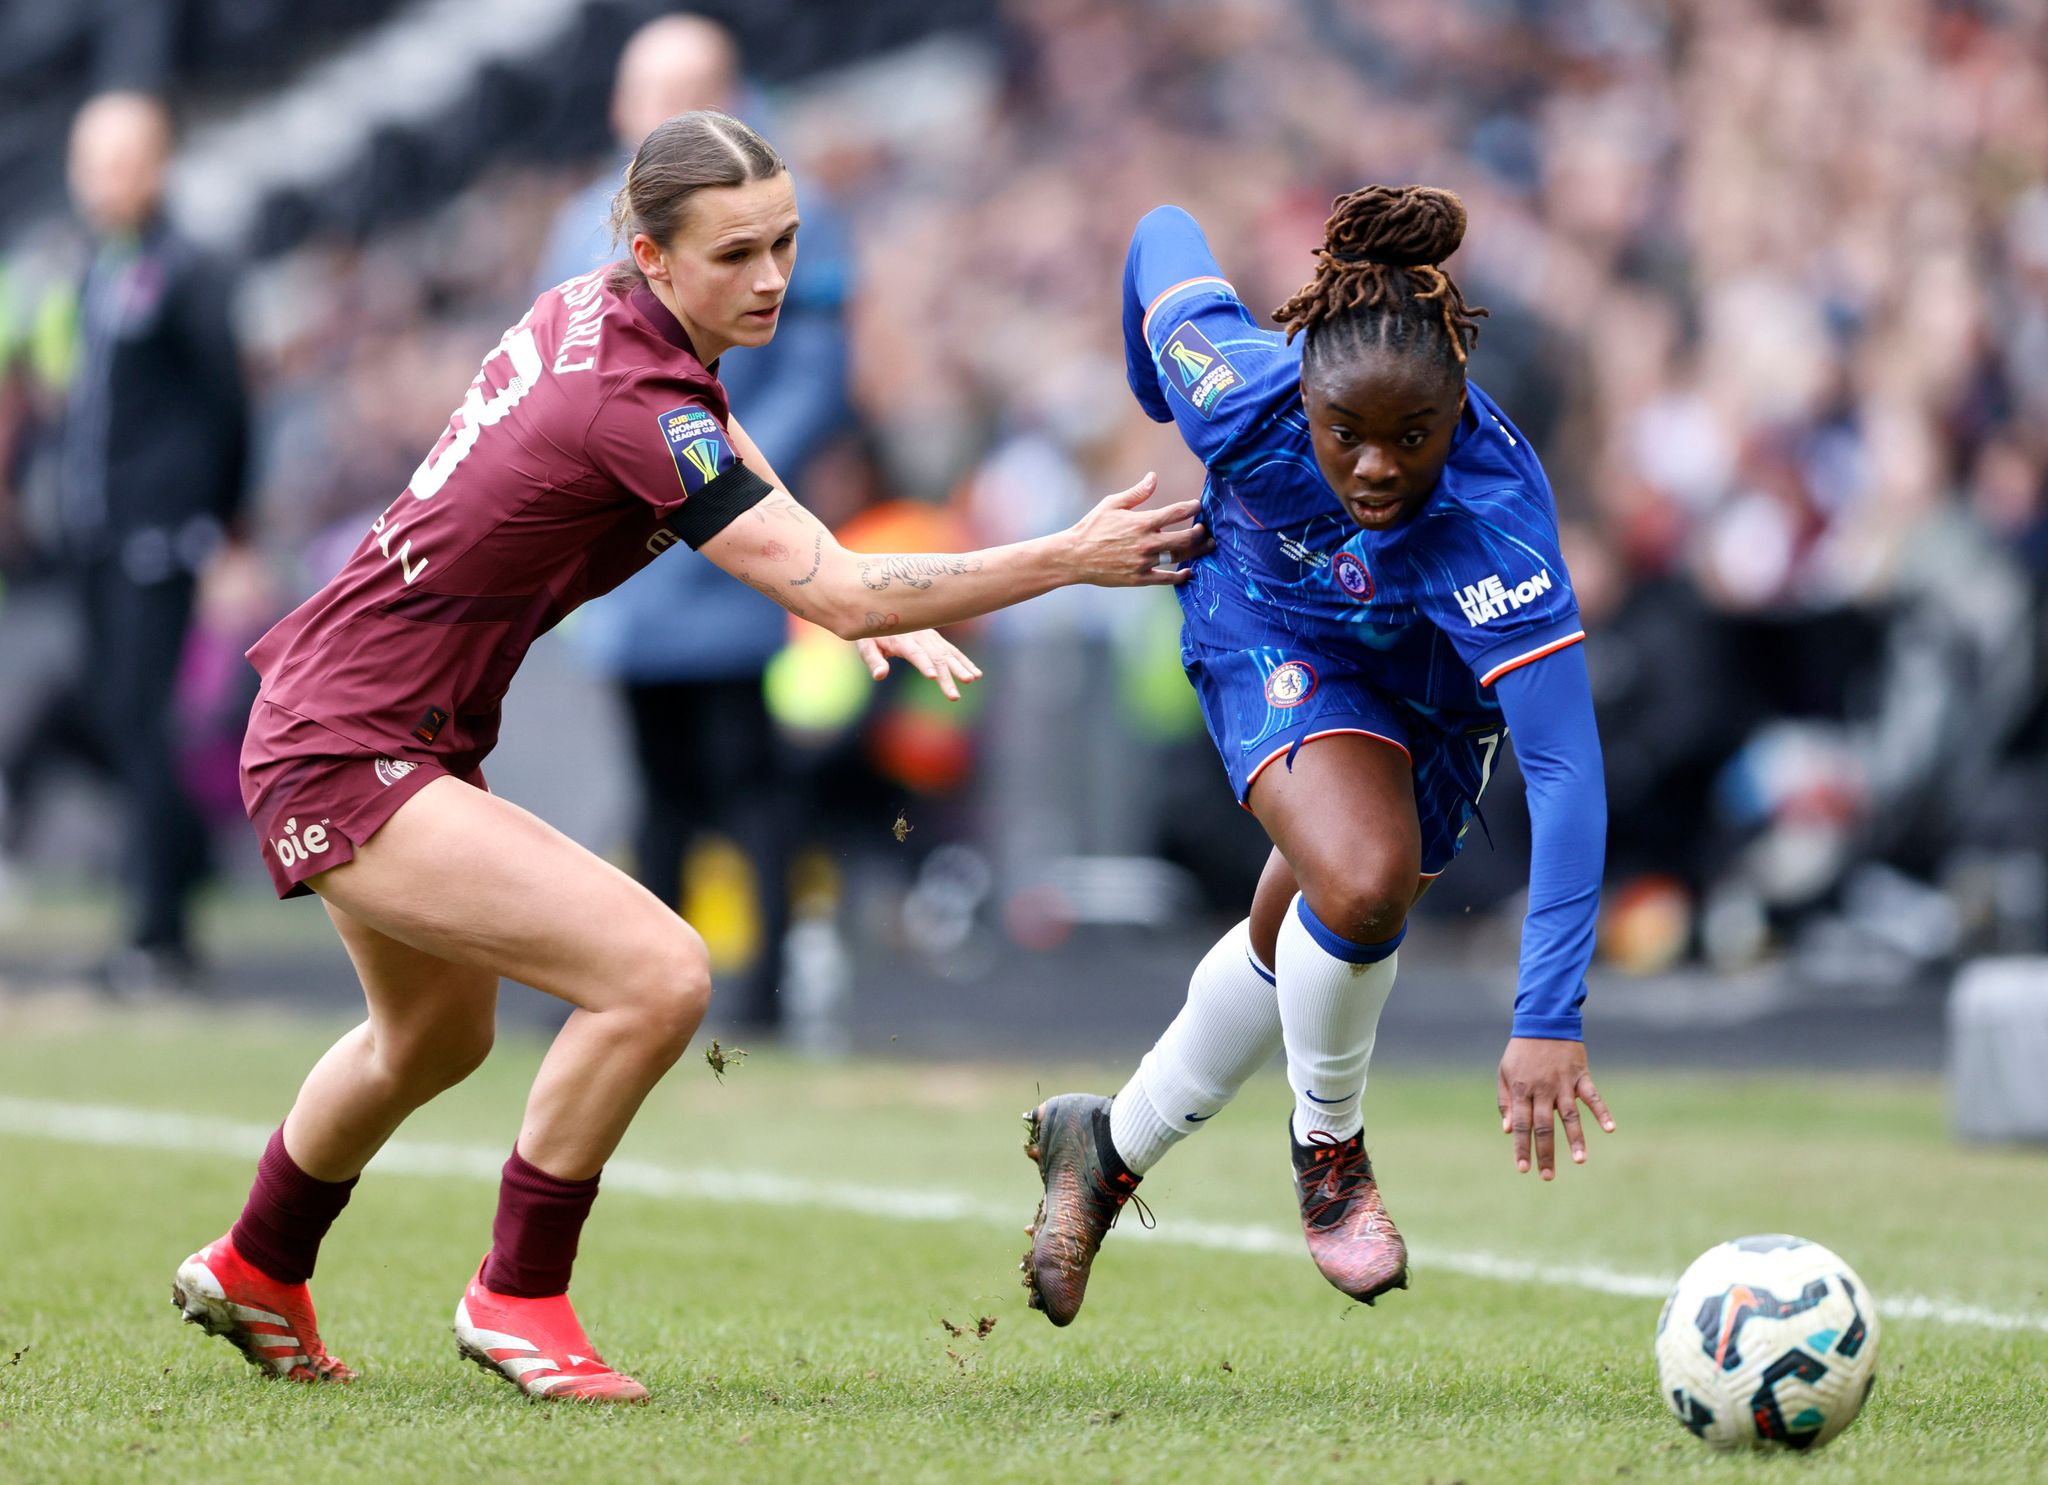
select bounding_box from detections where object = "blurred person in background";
[0,92,249,990]
[535,12,856,1032]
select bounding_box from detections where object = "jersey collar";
[627,283,714,371]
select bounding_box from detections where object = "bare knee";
[616,917,713,1060]
[377,1013,495,1100]
[1298,860,1415,947]
[432,1017,497,1084]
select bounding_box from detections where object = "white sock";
[1276,892,1400,1145]
[1109,919,1282,1174]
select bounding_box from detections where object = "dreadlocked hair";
[1273,185,1488,380]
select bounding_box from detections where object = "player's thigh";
[307,775,702,1012]
[1248,732,1422,941]
[322,897,499,1065]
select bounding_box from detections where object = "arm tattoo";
[739,567,805,619]
[753,493,808,525]
[789,531,823,587]
[857,554,984,592]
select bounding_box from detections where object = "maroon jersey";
[248,270,773,772]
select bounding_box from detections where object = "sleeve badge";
[657,405,737,494]
[1159,320,1242,418]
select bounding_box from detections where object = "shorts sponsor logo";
[1333,551,1373,600]
[271,815,332,869]
[1264,660,1317,709]
[657,405,736,495]
[1454,568,1553,626]
[374,757,417,787]
[1161,320,1241,418]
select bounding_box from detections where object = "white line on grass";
[3,1095,2041,1336]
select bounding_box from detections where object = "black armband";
[674,464,776,549]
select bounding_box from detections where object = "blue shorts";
[1181,636,1504,877]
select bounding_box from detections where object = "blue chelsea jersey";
[1124,207,1585,723]
[1123,206,1606,1042]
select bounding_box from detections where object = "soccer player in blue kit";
[1022,185,1616,1324]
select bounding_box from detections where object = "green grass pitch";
[0,1000,2043,1483]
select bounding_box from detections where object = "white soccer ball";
[1653,1234,1881,1451]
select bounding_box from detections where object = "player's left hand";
[1496,1037,1615,1180]
[856,630,983,700]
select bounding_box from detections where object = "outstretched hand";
[855,629,983,700]
[1062,472,1212,586]
[1496,1037,1615,1180]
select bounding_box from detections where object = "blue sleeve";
[1411,497,1586,686]
[1120,206,1294,464]
[1493,644,1606,1040]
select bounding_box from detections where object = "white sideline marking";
[3,1096,2043,1336]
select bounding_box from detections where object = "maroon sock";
[481,1147,601,1298]
[229,1127,359,1285]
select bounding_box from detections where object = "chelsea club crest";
[1333,552,1373,601]
[1264,661,1317,708]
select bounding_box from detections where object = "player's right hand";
[1061,472,1211,586]
[1496,1036,1616,1180]
[856,629,983,700]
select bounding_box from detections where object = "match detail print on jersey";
[1160,320,1242,418]
[658,405,738,494]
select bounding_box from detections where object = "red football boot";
[453,1259,649,1403]
[1020,1093,1151,1326]
[171,1233,356,1382]
[1291,1126,1409,1305]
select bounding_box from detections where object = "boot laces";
[1297,1131,1373,1227]
[1093,1169,1155,1232]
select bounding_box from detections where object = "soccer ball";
[1653,1234,1881,1451]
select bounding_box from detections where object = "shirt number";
[406,324,544,502]
[1475,730,1502,800]
[375,324,543,586]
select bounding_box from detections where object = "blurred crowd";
[833,0,2048,975]
[5,0,2047,986]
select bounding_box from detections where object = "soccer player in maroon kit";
[169,110,1206,1403]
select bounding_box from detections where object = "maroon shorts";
[240,699,487,899]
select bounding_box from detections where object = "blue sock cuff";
[1294,895,1405,964]
[1246,948,1276,985]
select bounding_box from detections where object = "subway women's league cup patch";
[657,405,738,494]
[1161,320,1242,418]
